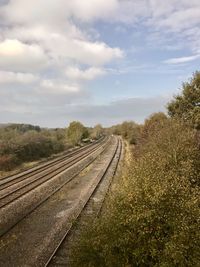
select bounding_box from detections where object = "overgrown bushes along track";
[71,118,200,267]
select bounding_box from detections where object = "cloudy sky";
[0,0,200,127]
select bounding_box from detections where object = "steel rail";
[0,137,106,193]
[0,137,105,189]
[0,138,109,208]
[0,137,112,238]
[44,137,121,267]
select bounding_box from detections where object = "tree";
[91,124,103,139]
[167,71,200,129]
[67,121,88,146]
[107,121,141,144]
[120,121,138,143]
[142,112,168,139]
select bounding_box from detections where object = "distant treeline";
[0,122,104,171]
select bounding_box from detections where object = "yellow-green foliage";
[0,125,66,171]
[67,121,89,146]
[168,71,200,129]
[91,124,104,139]
[110,121,141,145]
[71,119,200,267]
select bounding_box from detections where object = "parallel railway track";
[45,137,122,267]
[0,137,105,190]
[0,136,111,237]
[0,137,108,209]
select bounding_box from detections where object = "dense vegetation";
[0,124,66,171]
[0,122,104,172]
[168,71,200,130]
[67,121,89,146]
[109,121,141,145]
[71,72,200,266]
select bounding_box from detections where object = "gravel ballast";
[0,137,118,267]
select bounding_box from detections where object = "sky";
[0,0,200,127]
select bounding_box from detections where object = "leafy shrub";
[0,125,66,171]
[110,121,141,145]
[0,154,18,171]
[67,121,89,146]
[168,71,200,129]
[91,124,104,139]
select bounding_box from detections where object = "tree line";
[0,122,104,172]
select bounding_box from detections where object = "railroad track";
[0,137,111,237]
[0,136,105,190]
[0,137,108,209]
[45,137,122,267]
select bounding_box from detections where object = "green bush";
[0,121,94,171]
[67,121,89,146]
[0,125,66,171]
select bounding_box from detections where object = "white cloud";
[0,39,48,71]
[146,1,200,53]
[39,33,123,66]
[164,54,200,64]
[0,0,124,69]
[151,7,200,32]
[1,0,118,24]
[40,80,80,95]
[0,71,38,84]
[67,0,118,21]
[36,31,123,66]
[5,0,200,72]
[0,0,200,127]
[65,67,106,81]
[2,1,200,40]
[67,39,123,66]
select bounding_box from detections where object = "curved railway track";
[45,137,122,267]
[0,137,109,209]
